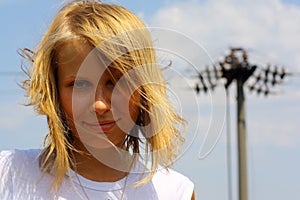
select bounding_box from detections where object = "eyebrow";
[63,75,90,80]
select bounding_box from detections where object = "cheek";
[59,90,90,126]
[129,90,141,122]
[112,91,140,122]
[60,91,93,140]
[129,99,140,123]
[59,91,79,136]
[59,91,73,118]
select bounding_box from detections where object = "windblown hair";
[22,0,186,192]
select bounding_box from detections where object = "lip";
[83,120,117,133]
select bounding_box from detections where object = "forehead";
[56,40,94,66]
[55,40,124,79]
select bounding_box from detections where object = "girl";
[0,1,195,199]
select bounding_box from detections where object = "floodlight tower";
[220,48,256,200]
[193,47,291,200]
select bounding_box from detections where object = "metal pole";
[200,47,287,200]
[226,89,233,200]
[237,78,248,200]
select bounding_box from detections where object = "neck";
[71,139,132,182]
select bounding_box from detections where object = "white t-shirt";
[0,149,194,200]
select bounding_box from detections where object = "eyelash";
[71,80,92,88]
[70,80,115,90]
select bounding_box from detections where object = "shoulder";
[0,150,14,162]
[0,149,41,178]
[151,168,194,200]
[0,149,41,199]
[0,149,41,177]
[0,149,40,166]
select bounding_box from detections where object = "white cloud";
[148,0,300,147]
[150,0,300,72]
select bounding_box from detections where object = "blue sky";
[1,0,300,199]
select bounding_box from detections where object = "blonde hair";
[22,0,186,192]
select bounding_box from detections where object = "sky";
[0,0,300,199]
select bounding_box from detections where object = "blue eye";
[73,80,92,88]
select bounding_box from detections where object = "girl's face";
[57,40,140,149]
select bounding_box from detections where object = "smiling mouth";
[83,120,117,133]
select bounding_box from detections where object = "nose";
[91,92,110,116]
